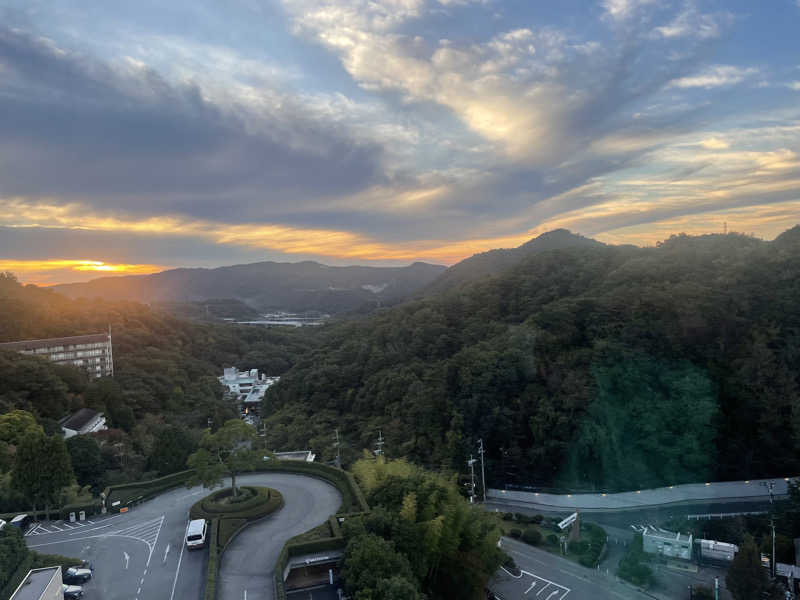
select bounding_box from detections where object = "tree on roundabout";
[187,419,259,497]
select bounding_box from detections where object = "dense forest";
[263,227,800,491]
[0,272,316,500]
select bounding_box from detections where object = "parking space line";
[536,582,551,596]
[525,581,537,594]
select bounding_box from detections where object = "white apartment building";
[0,332,113,378]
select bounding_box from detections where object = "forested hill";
[0,273,315,429]
[263,227,800,492]
[53,260,446,314]
[423,229,604,295]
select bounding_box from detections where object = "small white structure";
[9,566,63,600]
[642,527,693,560]
[60,408,107,439]
[273,450,316,462]
[698,539,738,563]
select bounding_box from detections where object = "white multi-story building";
[0,332,113,378]
[219,367,279,415]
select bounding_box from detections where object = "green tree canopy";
[66,435,104,491]
[148,426,198,476]
[187,419,257,496]
[726,534,768,600]
[11,433,74,518]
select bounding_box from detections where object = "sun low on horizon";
[1,0,799,285]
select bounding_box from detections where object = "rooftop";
[643,527,692,543]
[9,567,60,600]
[0,333,109,351]
[60,408,102,431]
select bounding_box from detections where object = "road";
[488,476,795,512]
[217,474,341,600]
[492,537,654,600]
[24,472,341,600]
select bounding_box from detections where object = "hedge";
[190,487,284,521]
[105,470,194,509]
[218,518,248,550]
[204,520,220,600]
[60,500,102,521]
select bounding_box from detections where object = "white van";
[185,519,208,550]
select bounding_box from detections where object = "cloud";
[601,0,656,21]
[0,27,387,222]
[788,81,800,91]
[653,4,730,40]
[669,65,758,89]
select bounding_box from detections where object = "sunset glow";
[0,1,798,283]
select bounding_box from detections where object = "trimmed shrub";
[546,533,559,546]
[256,461,368,513]
[522,527,542,546]
[501,512,514,521]
[509,528,522,539]
[190,486,283,521]
[568,540,589,555]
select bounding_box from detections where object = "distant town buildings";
[0,332,113,378]
[60,408,107,438]
[642,527,693,560]
[219,367,279,416]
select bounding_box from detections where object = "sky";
[1,0,799,284]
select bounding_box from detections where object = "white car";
[62,583,84,599]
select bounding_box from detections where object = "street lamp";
[762,481,776,579]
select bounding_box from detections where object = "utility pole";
[478,439,486,503]
[334,429,341,469]
[374,430,384,458]
[763,480,777,579]
[467,455,477,504]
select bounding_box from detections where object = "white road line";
[137,587,141,594]
[50,524,63,531]
[524,581,537,594]
[169,521,190,600]
[536,583,551,596]
[86,520,94,524]
[163,544,170,564]
[545,591,561,600]
[146,516,164,567]
[124,551,130,569]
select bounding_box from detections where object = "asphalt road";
[492,537,654,600]
[24,472,342,600]
[217,474,341,600]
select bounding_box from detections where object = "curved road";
[217,473,341,600]
[23,472,341,600]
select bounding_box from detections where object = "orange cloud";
[0,260,166,285]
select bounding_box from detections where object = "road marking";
[545,591,561,600]
[50,524,63,531]
[169,521,190,600]
[244,590,247,600]
[164,544,170,563]
[124,551,130,569]
[137,587,141,594]
[536,583,551,596]
[140,578,145,585]
[525,581,536,594]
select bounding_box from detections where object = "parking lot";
[492,565,571,600]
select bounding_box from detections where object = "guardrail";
[488,476,797,512]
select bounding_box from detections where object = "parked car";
[62,584,84,599]
[185,518,208,550]
[9,514,32,533]
[63,566,93,584]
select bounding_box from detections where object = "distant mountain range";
[53,261,447,314]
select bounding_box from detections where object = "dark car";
[63,566,92,584]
